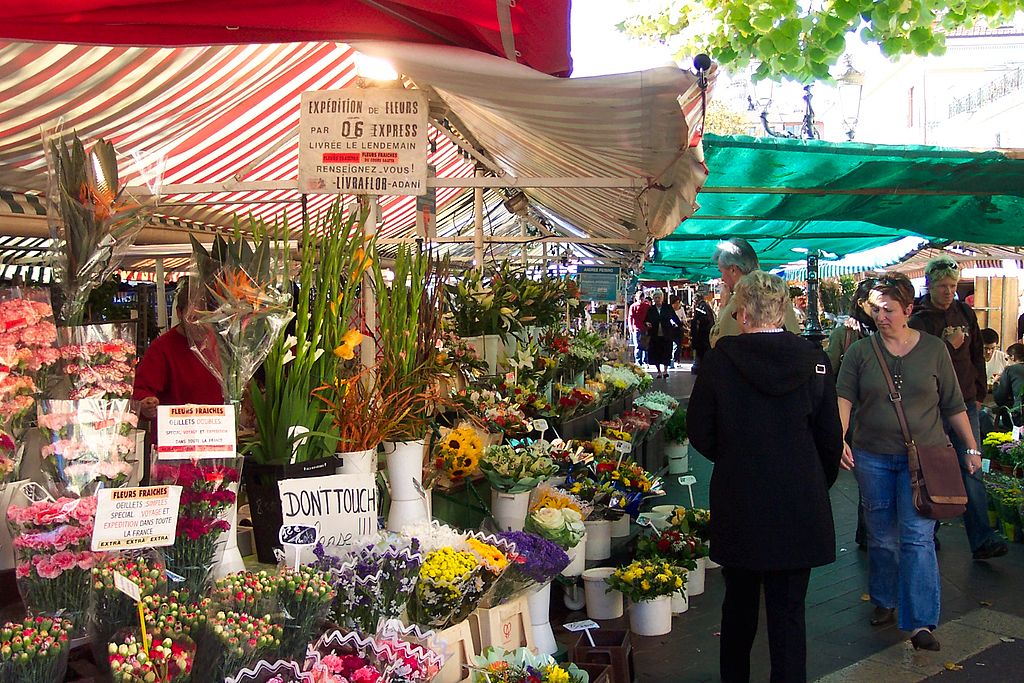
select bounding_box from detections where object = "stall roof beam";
[701,186,1015,198]
[149,177,650,195]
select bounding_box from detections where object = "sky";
[569,2,677,77]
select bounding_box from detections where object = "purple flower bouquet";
[479,531,569,608]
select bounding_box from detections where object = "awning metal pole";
[155,259,167,332]
[473,167,484,269]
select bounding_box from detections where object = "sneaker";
[973,539,1009,560]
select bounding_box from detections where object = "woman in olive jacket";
[688,270,844,683]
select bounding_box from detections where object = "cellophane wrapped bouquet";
[307,627,444,683]
[193,609,283,683]
[37,399,139,497]
[526,486,588,551]
[185,228,293,404]
[471,647,588,683]
[6,495,106,633]
[90,552,168,663]
[0,616,74,683]
[44,128,161,325]
[56,322,137,400]
[479,531,569,608]
[313,536,423,634]
[150,456,240,595]
[0,288,59,441]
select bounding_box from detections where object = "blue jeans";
[943,403,999,552]
[855,448,939,632]
[633,330,647,365]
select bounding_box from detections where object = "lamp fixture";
[836,56,865,141]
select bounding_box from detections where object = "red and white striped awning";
[0,40,709,262]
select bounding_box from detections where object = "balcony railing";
[948,67,1024,118]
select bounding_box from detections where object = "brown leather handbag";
[870,335,968,520]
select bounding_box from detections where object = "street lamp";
[836,56,865,141]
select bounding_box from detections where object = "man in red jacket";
[132,278,223,419]
[628,291,651,366]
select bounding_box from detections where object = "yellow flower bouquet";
[605,559,686,602]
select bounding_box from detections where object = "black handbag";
[869,335,967,520]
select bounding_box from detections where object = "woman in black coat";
[688,270,844,683]
[644,290,679,378]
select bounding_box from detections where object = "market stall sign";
[156,404,236,459]
[298,88,428,196]
[578,266,621,303]
[92,485,183,551]
[278,473,377,560]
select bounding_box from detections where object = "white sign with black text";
[156,405,236,460]
[278,473,378,561]
[298,88,428,196]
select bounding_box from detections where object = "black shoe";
[870,606,896,626]
[973,539,1009,560]
[911,630,940,651]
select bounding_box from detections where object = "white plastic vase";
[705,544,720,569]
[629,596,673,636]
[337,448,377,475]
[527,583,558,656]
[611,514,631,538]
[687,557,707,596]
[582,567,623,620]
[491,489,531,531]
[666,439,690,474]
[384,440,430,532]
[214,480,244,578]
[672,585,689,614]
[584,519,612,561]
[561,534,587,577]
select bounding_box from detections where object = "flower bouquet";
[436,332,489,383]
[225,657,318,683]
[37,398,139,497]
[90,552,168,659]
[595,459,664,517]
[142,590,210,642]
[185,226,293,404]
[526,502,586,551]
[7,495,105,631]
[471,646,588,683]
[151,457,240,595]
[451,388,530,438]
[0,616,73,682]
[44,128,161,325]
[669,507,711,542]
[445,267,521,337]
[109,633,195,683]
[193,610,283,683]
[210,570,278,618]
[0,288,59,436]
[479,531,569,607]
[56,322,137,399]
[0,429,22,485]
[310,628,444,683]
[433,422,483,482]
[596,364,642,399]
[605,559,686,602]
[273,565,336,661]
[546,440,592,478]
[314,537,423,634]
[480,443,559,494]
[564,475,621,521]
[552,385,596,419]
[635,529,703,572]
[405,546,482,629]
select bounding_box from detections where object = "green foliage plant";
[664,406,688,444]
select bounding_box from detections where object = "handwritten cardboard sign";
[156,405,236,459]
[278,473,377,560]
[92,486,182,551]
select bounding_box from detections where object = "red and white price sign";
[156,405,236,460]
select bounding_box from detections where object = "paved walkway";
[554,365,1024,683]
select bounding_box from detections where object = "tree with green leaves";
[619,0,1022,82]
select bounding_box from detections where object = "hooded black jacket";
[687,332,844,570]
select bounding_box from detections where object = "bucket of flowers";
[480,442,559,531]
[0,616,73,682]
[605,559,686,636]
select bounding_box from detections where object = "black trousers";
[720,566,812,683]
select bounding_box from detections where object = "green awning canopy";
[646,134,1024,279]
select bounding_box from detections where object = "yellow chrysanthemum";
[465,538,508,572]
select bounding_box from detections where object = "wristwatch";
[965,448,981,456]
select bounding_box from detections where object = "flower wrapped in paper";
[151,457,240,595]
[0,616,74,683]
[635,528,705,572]
[109,632,195,683]
[185,228,293,404]
[471,646,589,683]
[526,488,588,550]
[193,610,283,683]
[6,495,107,633]
[56,322,137,400]
[37,399,138,498]
[480,442,559,494]
[44,128,162,325]
[313,536,423,634]
[310,625,445,683]
[479,531,569,608]
[90,551,169,663]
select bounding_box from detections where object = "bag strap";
[869,334,915,448]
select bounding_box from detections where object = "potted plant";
[605,559,685,637]
[664,406,689,474]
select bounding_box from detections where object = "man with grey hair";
[709,237,800,347]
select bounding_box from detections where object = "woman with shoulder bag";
[835,273,979,652]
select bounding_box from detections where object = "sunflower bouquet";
[605,559,686,603]
[186,224,293,404]
[433,422,484,482]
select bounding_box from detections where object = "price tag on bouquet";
[156,404,236,460]
[114,571,150,654]
[92,485,182,551]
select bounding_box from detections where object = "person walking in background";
[644,290,679,379]
[689,270,842,683]
[690,288,716,374]
[628,291,651,366]
[710,237,800,347]
[837,273,981,652]
[825,277,878,549]
[909,257,1008,561]
[671,293,688,367]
